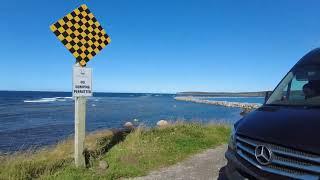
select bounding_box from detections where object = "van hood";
[236,105,320,155]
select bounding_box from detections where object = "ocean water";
[0,91,253,152]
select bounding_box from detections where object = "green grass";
[0,123,230,180]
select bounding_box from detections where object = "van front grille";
[236,135,320,179]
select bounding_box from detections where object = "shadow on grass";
[84,128,133,167]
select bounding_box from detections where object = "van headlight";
[228,125,236,150]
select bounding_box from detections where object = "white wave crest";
[24,97,73,103]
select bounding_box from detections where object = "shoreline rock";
[124,122,134,129]
[98,160,109,170]
[157,120,169,127]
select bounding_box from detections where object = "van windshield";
[266,66,320,106]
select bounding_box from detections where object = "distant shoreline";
[177,91,267,97]
[0,90,268,97]
[180,96,264,99]
[175,96,262,109]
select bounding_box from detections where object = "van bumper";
[224,147,290,180]
[224,148,262,180]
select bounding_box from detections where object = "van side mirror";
[264,91,272,104]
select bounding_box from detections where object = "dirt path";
[131,144,228,180]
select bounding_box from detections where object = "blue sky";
[1,0,320,93]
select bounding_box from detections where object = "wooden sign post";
[50,4,111,168]
[74,96,86,167]
[73,64,92,167]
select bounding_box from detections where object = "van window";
[267,67,320,106]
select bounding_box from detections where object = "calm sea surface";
[0,91,263,152]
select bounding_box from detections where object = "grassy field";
[0,123,230,180]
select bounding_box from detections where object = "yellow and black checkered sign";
[50,4,111,66]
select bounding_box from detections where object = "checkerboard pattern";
[50,4,111,66]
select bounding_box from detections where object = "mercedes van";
[225,49,320,179]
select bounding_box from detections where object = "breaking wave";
[24,97,73,103]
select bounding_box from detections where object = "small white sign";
[73,66,92,97]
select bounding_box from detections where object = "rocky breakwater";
[174,96,261,110]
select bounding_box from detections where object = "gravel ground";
[130,144,228,180]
